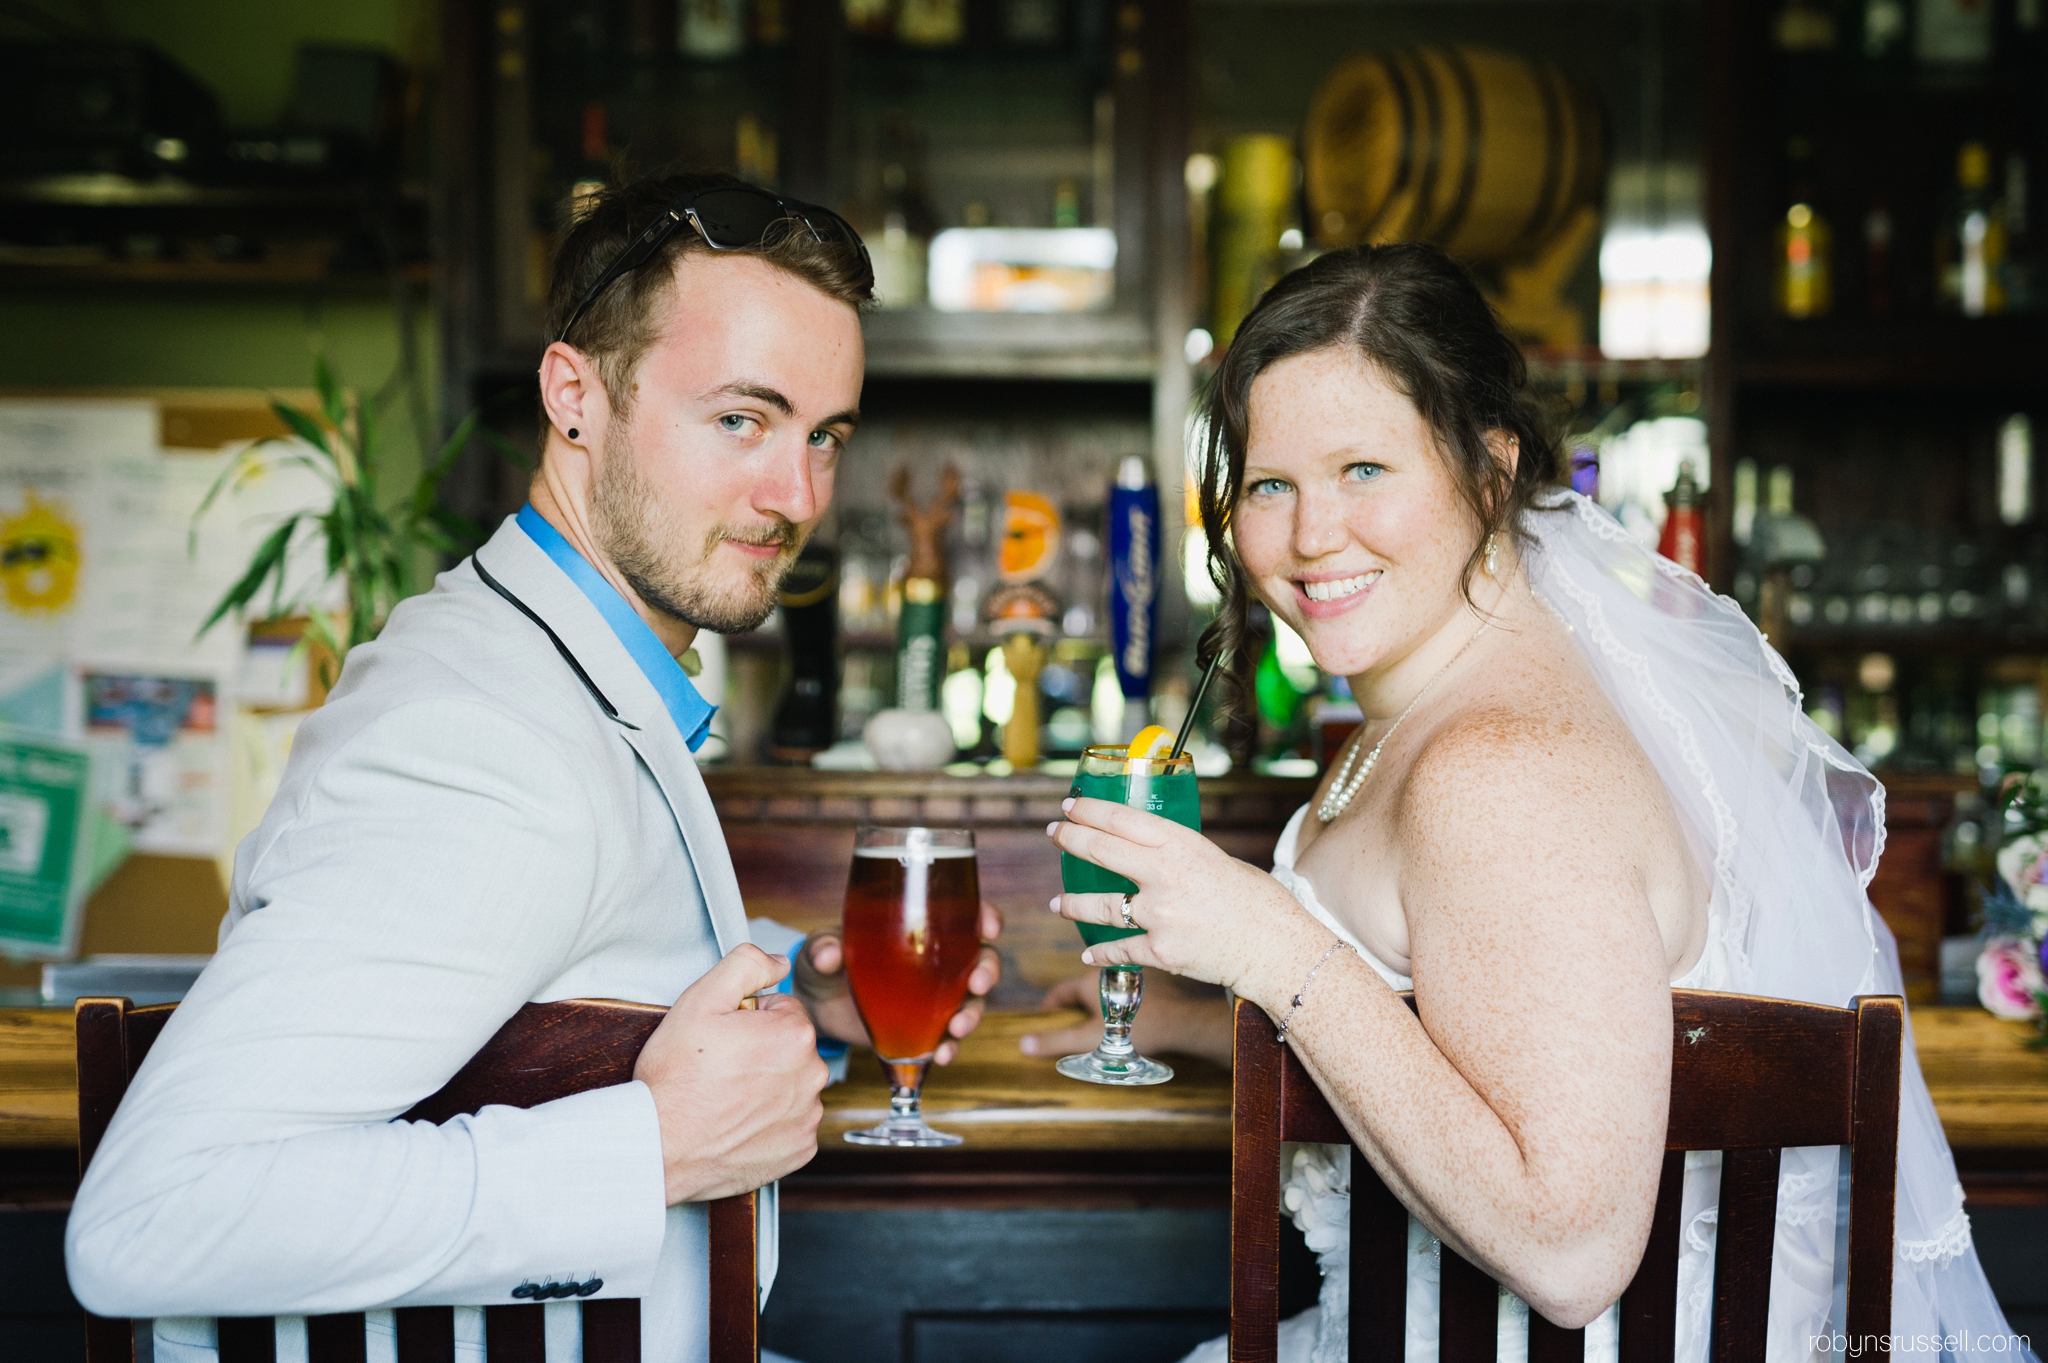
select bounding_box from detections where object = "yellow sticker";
[0,493,81,615]
[998,490,1062,583]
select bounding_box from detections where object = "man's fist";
[634,944,830,1205]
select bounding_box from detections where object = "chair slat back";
[1616,1151,1686,1363]
[76,997,761,1363]
[1229,989,1904,1363]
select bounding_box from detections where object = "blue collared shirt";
[516,504,717,752]
[516,506,845,1059]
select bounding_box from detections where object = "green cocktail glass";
[1056,744,1199,1085]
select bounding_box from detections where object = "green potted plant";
[194,357,523,683]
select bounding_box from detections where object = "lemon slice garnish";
[1128,724,1177,760]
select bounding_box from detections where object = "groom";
[66,172,1000,1359]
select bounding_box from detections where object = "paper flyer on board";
[0,399,329,873]
[0,726,98,958]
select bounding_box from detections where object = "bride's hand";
[1045,795,1328,999]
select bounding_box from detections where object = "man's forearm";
[69,1081,668,1317]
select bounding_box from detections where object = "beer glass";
[841,825,981,1146]
[1056,745,1198,1085]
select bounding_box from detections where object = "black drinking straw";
[1171,650,1225,760]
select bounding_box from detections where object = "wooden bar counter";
[3,1002,2042,1172]
[2,764,2043,1184]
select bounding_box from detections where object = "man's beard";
[590,433,801,635]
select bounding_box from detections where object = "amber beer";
[841,826,980,1147]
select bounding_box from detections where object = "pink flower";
[1997,832,2048,915]
[1977,936,2046,1021]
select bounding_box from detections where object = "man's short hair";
[543,171,874,423]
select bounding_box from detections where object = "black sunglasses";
[554,185,870,345]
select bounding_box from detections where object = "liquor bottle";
[1995,0,2045,84]
[1003,0,1063,47]
[769,543,839,762]
[1937,142,2007,316]
[1772,0,1839,129]
[844,0,895,39]
[567,101,612,220]
[1916,0,1993,73]
[869,130,937,309]
[890,464,960,713]
[1733,458,1760,549]
[1255,631,1302,736]
[897,0,965,46]
[1999,414,2036,526]
[2000,151,2035,311]
[752,0,789,45]
[1212,135,1297,345]
[735,113,776,186]
[1775,0,1838,50]
[1658,460,1706,575]
[1855,0,1915,81]
[1053,179,1082,229]
[1864,201,1895,313]
[680,0,746,58]
[1775,142,1834,319]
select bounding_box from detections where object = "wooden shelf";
[1778,630,2048,656]
[0,173,427,210]
[860,309,1156,381]
[0,257,430,290]
[1520,348,1704,389]
[1734,320,2048,392]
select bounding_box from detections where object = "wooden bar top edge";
[2,1004,2043,1154]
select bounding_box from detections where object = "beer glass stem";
[845,1056,963,1146]
[886,1059,930,1129]
[1096,964,1143,1058]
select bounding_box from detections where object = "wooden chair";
[1230,988,1905,1363]
[76,996,763,1363]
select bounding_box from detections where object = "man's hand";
[795,900,1004,1065]
[633,944,829,1205]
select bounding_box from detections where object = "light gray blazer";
[67,516,773,1362]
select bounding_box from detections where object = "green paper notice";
[0,728,95,957]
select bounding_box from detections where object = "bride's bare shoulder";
[1393,683,1663,843]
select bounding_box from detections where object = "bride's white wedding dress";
[1180,491,2031,1363]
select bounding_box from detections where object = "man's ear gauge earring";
[566,428,579,441]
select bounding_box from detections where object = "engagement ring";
[1120,894,1136,930]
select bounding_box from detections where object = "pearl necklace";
[1316,620,1492,824]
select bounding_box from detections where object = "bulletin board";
[0,389,329,964]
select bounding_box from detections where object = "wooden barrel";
[1304,45,1605,264]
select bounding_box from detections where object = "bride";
[1028,244,2033,1363]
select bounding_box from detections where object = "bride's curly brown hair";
[1194,243,1560,726]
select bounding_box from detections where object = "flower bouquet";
[1982,775,2048,1044]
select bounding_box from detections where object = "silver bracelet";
[1274,940,1354,1045]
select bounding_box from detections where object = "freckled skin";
[1041,348,1709,1327]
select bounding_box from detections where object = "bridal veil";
[1523,488,2033,1363]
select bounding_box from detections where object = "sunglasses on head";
[554,185,870,346]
